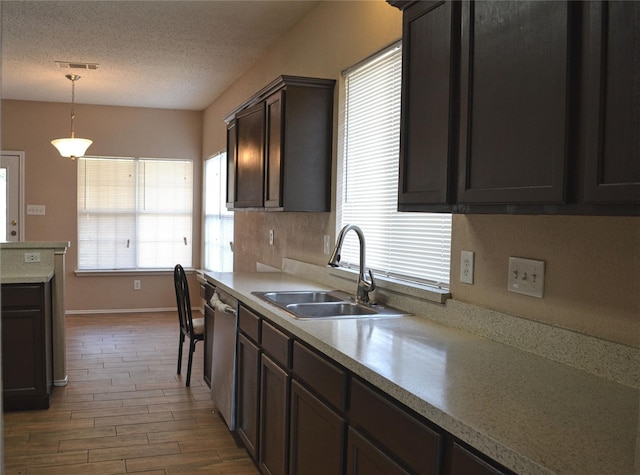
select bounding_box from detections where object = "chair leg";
[177,333,184,375]
[186,339,196,387]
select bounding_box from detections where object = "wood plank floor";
[3,311,260,475]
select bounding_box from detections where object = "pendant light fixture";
[51,74,93,160]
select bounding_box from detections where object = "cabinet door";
[237,332,261,460]
[458,1,571,204]
[265,90,284,208]
[289,379,345,475]
[2,308,44,394]
[259,354,290,475]
[398,1,459,209]
[1,282,51,411]
[583,1,640,204]
[226,120,237,209]
[235,102,265,208]
[346,428,410,475]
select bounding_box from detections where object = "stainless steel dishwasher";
[208,288,238,431]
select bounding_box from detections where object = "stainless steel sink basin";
[256,291,344,305]
[287,302,377,318]
[252,290,409,320]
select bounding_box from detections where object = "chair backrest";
[173,264,194,336]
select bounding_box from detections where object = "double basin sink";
[252,290,409,320]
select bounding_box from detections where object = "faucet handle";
[363,269,376,291]
[356,269,376,304]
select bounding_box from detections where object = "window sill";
[74,268,197,277]
[328,266,450,304]
[281,258,450,305]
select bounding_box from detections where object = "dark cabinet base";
[2,282,53,411]
[3,393,51,411]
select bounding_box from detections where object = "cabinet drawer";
[1,284,42,309]
[292,341,347,411]
[238,305,261,343]
[451,442,509,475]
[350,377,442,475]
[262,320,291,369]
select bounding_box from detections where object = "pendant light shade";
[51,74,93,160]
[51,137,93,159]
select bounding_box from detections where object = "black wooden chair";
[173,264,204,386]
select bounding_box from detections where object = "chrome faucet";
[328,224,376,304]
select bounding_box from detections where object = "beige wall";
[3,1,637,346]
[202,0,403,270]
[203,1,639,347]
[1,99,203,312]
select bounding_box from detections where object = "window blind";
[338,43,452,287]
[78,156,193,270]
[203,153,234,272]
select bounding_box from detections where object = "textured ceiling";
[1,0,319,110]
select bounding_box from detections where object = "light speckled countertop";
[1,271,54,284]
[202,270,639,475]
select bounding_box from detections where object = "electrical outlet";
[24,252,41,263]
[507,257,545,298]
[323,235,331,255]
[269,229,274,246]
[460,250,474,284]
[134,279,141,290]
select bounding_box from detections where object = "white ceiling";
[1,0,319,110]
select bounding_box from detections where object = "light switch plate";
[27,204,46,215]
[460,250,474,284]
[508,257,545,298]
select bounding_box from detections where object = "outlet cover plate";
[26,204,46,215]
[24,252,41,263]
[460,250,474,284]
[508,257,545,298]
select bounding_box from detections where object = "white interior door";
[1,151,25,242]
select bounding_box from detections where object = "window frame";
[336,41,452,292]
[203,151,234,272]
[76,155,194,271]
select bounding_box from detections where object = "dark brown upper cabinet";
[458,1,572,205]
[225,76,335,212]
[397,1,460,211]
[390,0,639,215]
[583,1,640,204]
[234,102,266,208]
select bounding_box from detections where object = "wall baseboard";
[66,306,204,315]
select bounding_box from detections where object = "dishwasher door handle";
[210,292,237,316]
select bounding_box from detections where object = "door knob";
[11,220,17,226]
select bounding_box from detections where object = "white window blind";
[203,153,234,272]
[338,43,452,287]
[78,156,193,270]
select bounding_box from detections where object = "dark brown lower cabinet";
[236,332,261,459]
[233,302,515,475]
[349,377,442,475]
[1,282,53,411]
[346,427,410,475]
[289,379,346,475]
[259,354,290,475]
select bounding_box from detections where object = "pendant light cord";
[70,75,76,139]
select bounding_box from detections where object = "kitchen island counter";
[201,269,639,475]
[1,241,69,386]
